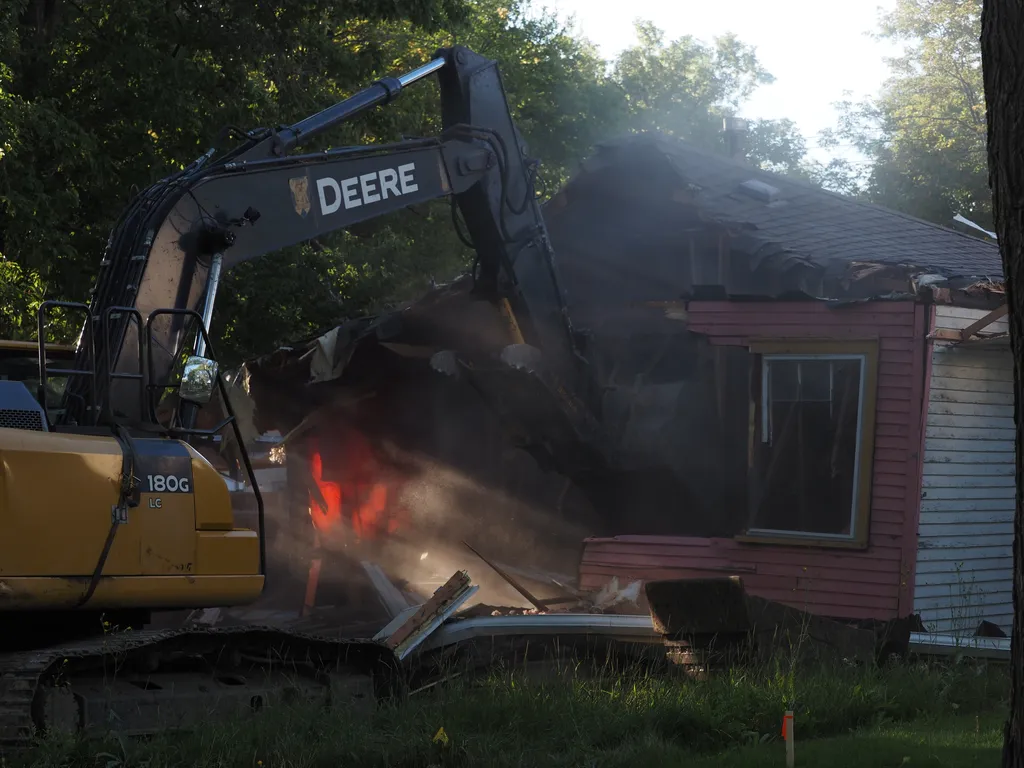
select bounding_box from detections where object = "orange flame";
[308,449,343,532]
[307,432,405,541]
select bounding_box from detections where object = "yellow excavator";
[0,45,607,746]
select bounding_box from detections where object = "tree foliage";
[822,0,989,228]
[1,0,470,346]
[613,22,809,175]
[1,1,807,361]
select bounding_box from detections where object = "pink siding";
[579,300,927,622]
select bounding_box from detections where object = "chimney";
[722,116,749,160]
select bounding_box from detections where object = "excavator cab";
[0,339,74,422]
[0,300,265,622]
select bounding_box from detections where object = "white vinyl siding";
[914,305,1015,637]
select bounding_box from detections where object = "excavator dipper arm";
[120,137,494,396]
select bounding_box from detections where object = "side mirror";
[180,356,219,404]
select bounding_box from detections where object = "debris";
[186,608,222,626]
[953,213,997,240]
[975,620,1008,638]
[645,577,750,636]
[491,562,585,601]
[592,577,644,612]
[462,541,584,612]
[382,570,479,660]
[409,674,461,696]
[745,595,875,666]
[644,577,876,668]
[361,561,415,618]
[374,604,424,643]
[416,612,662,654]
[455,604,543,618]
[273,390,377,455]
[301,556,323,618]
[908,631,1011,661]
[430,349,459,377]
[462,540,549,612]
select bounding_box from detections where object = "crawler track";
[0,626,397,751]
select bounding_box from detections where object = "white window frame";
[748,352,869,543]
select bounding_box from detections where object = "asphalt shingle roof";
[565,133,1003,282]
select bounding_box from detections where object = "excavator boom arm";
[64,46,585,429]
[204,141,481,267]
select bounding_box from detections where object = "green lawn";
[686,714,1005,768]
[20,659,1010,767]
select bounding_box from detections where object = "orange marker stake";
[782,711,795,767]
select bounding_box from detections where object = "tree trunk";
[980,2,1024,767]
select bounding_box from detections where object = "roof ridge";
[609,131,998,256]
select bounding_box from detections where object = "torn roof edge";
[244,265,1006,377]
[557,131,1002,278]
[587,132,994,242]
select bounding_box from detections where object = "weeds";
[16,655,1009,768]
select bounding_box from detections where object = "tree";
[612,21,809,175]
[0,0,625,358]
[0,0,468,346]
[979,1,1024,765]
[216,0,627,360]
[2,2,808,362]
[213,16,816,358]
[825,0,989,227]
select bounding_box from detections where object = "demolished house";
[230,132,1012,654]
[546,134,1011,650]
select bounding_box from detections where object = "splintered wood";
[385,570,473,659]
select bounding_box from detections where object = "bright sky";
[543,0,904,166]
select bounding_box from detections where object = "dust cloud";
[376,449,591,608]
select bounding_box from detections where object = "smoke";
[232,279,611,625]
[237,435,595,625]
[376,448,591,608]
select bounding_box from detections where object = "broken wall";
[577,299,928,623]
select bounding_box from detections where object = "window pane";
[799,360,834,402]
[769,360,800,402]
[769,359,835,404]
[751,356,863,537]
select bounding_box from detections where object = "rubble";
[414,611,662,654]
[165,558,910,713]
[376,570,478,660]
[592,577,645,613]
[744,595,876,666]
[461,540,587,612]
[361,561,416,618]
[645,576,877,670]
[359,566,883,692]
[187,607,222,626]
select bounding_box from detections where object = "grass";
[613,713,1006,768]
[707,712,1004,767]
[17,655,1009,768]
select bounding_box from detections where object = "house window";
[745,340,879,548]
